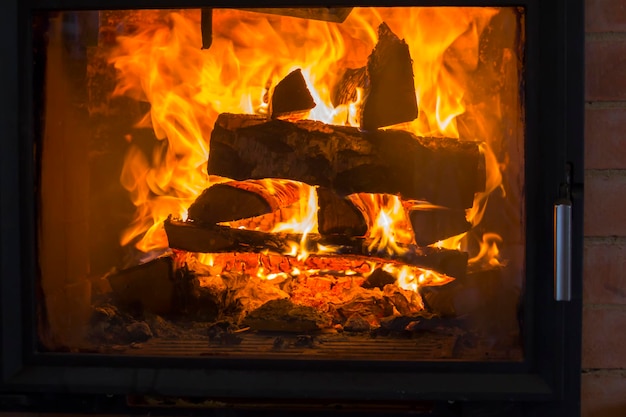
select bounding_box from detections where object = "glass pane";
[36,7,525,361]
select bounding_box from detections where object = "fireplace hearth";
[0,1,583,416]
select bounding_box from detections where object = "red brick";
[586,0,626,32]
[586,40,626,101]
[585,108,626,169]
[584,241,626,304]
[582,307,626,368]
[584,173,626,236]
[582,371,626,417]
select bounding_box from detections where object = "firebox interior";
[36,6,525,362]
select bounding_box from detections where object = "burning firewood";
[187,179,302,225]
[164,216,468,279]
[361,268,396,289]
[269,68,316,120]
[317,187,367,236]
[360,22,418,130]
[208,113,485,210]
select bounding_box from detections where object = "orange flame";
[349,194,414,256]
[109,7,509,267]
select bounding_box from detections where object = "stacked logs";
[164,22,486,281]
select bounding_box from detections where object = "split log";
[107,256,175,315]
[409,207,472,246]
[187,180,302,225]
[270,68,316,119]
[208,113,485,209]
[164,216,468,279]
[360,22,418,130]
[317,187,367,236]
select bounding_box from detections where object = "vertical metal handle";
[554,201,572,301]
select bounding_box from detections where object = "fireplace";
[0,1,583,416]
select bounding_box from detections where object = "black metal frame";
[0,0,583,415]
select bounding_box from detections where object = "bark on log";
[270,68,316,119]
[187,180,302,225]
[409,207,472,246]
[317,187,367,236]
[164,216,468,279]
[208,113,485,209]
[360,22,418,130]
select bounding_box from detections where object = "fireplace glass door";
[36,6,525,362]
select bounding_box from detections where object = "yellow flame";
[468,232,504,267]
[109,8,507,262]
[272,185,318,261]
[380,263,454,292]
[349,194,413,255]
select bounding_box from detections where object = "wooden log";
[360,22,418,130]
[164,216,468,279]
[187,180,302,225]
[317,187,367,236]
[409,207,472,246]
[208,113,485,209]
[270,68,316,120]
[107,256,175,315]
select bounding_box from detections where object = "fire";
[349,194,414,256]
[468,232,505,268]
[109,7,509,269]
[272,185,318,261]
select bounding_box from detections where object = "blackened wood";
[107,256,175,315]
[270,68,316,119]
[361,268,396,289]
[317,187,367,236]
[409,207,472,246]
[187,180,301,225]
[331,67,368,107]
[208,113,485,209]
[360,22,418,130]
[164,217,468,279]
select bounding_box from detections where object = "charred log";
[361,268,396,289]
[360,22,418,130]
[187,180,302,224]
[270,68,316,119]
[164,216,468,279]
[208,113,485,209]
[317,187,367,236]
[409,207,472,246]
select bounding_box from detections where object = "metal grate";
[120,332,459,361]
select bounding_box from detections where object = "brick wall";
[583,1,626,416]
